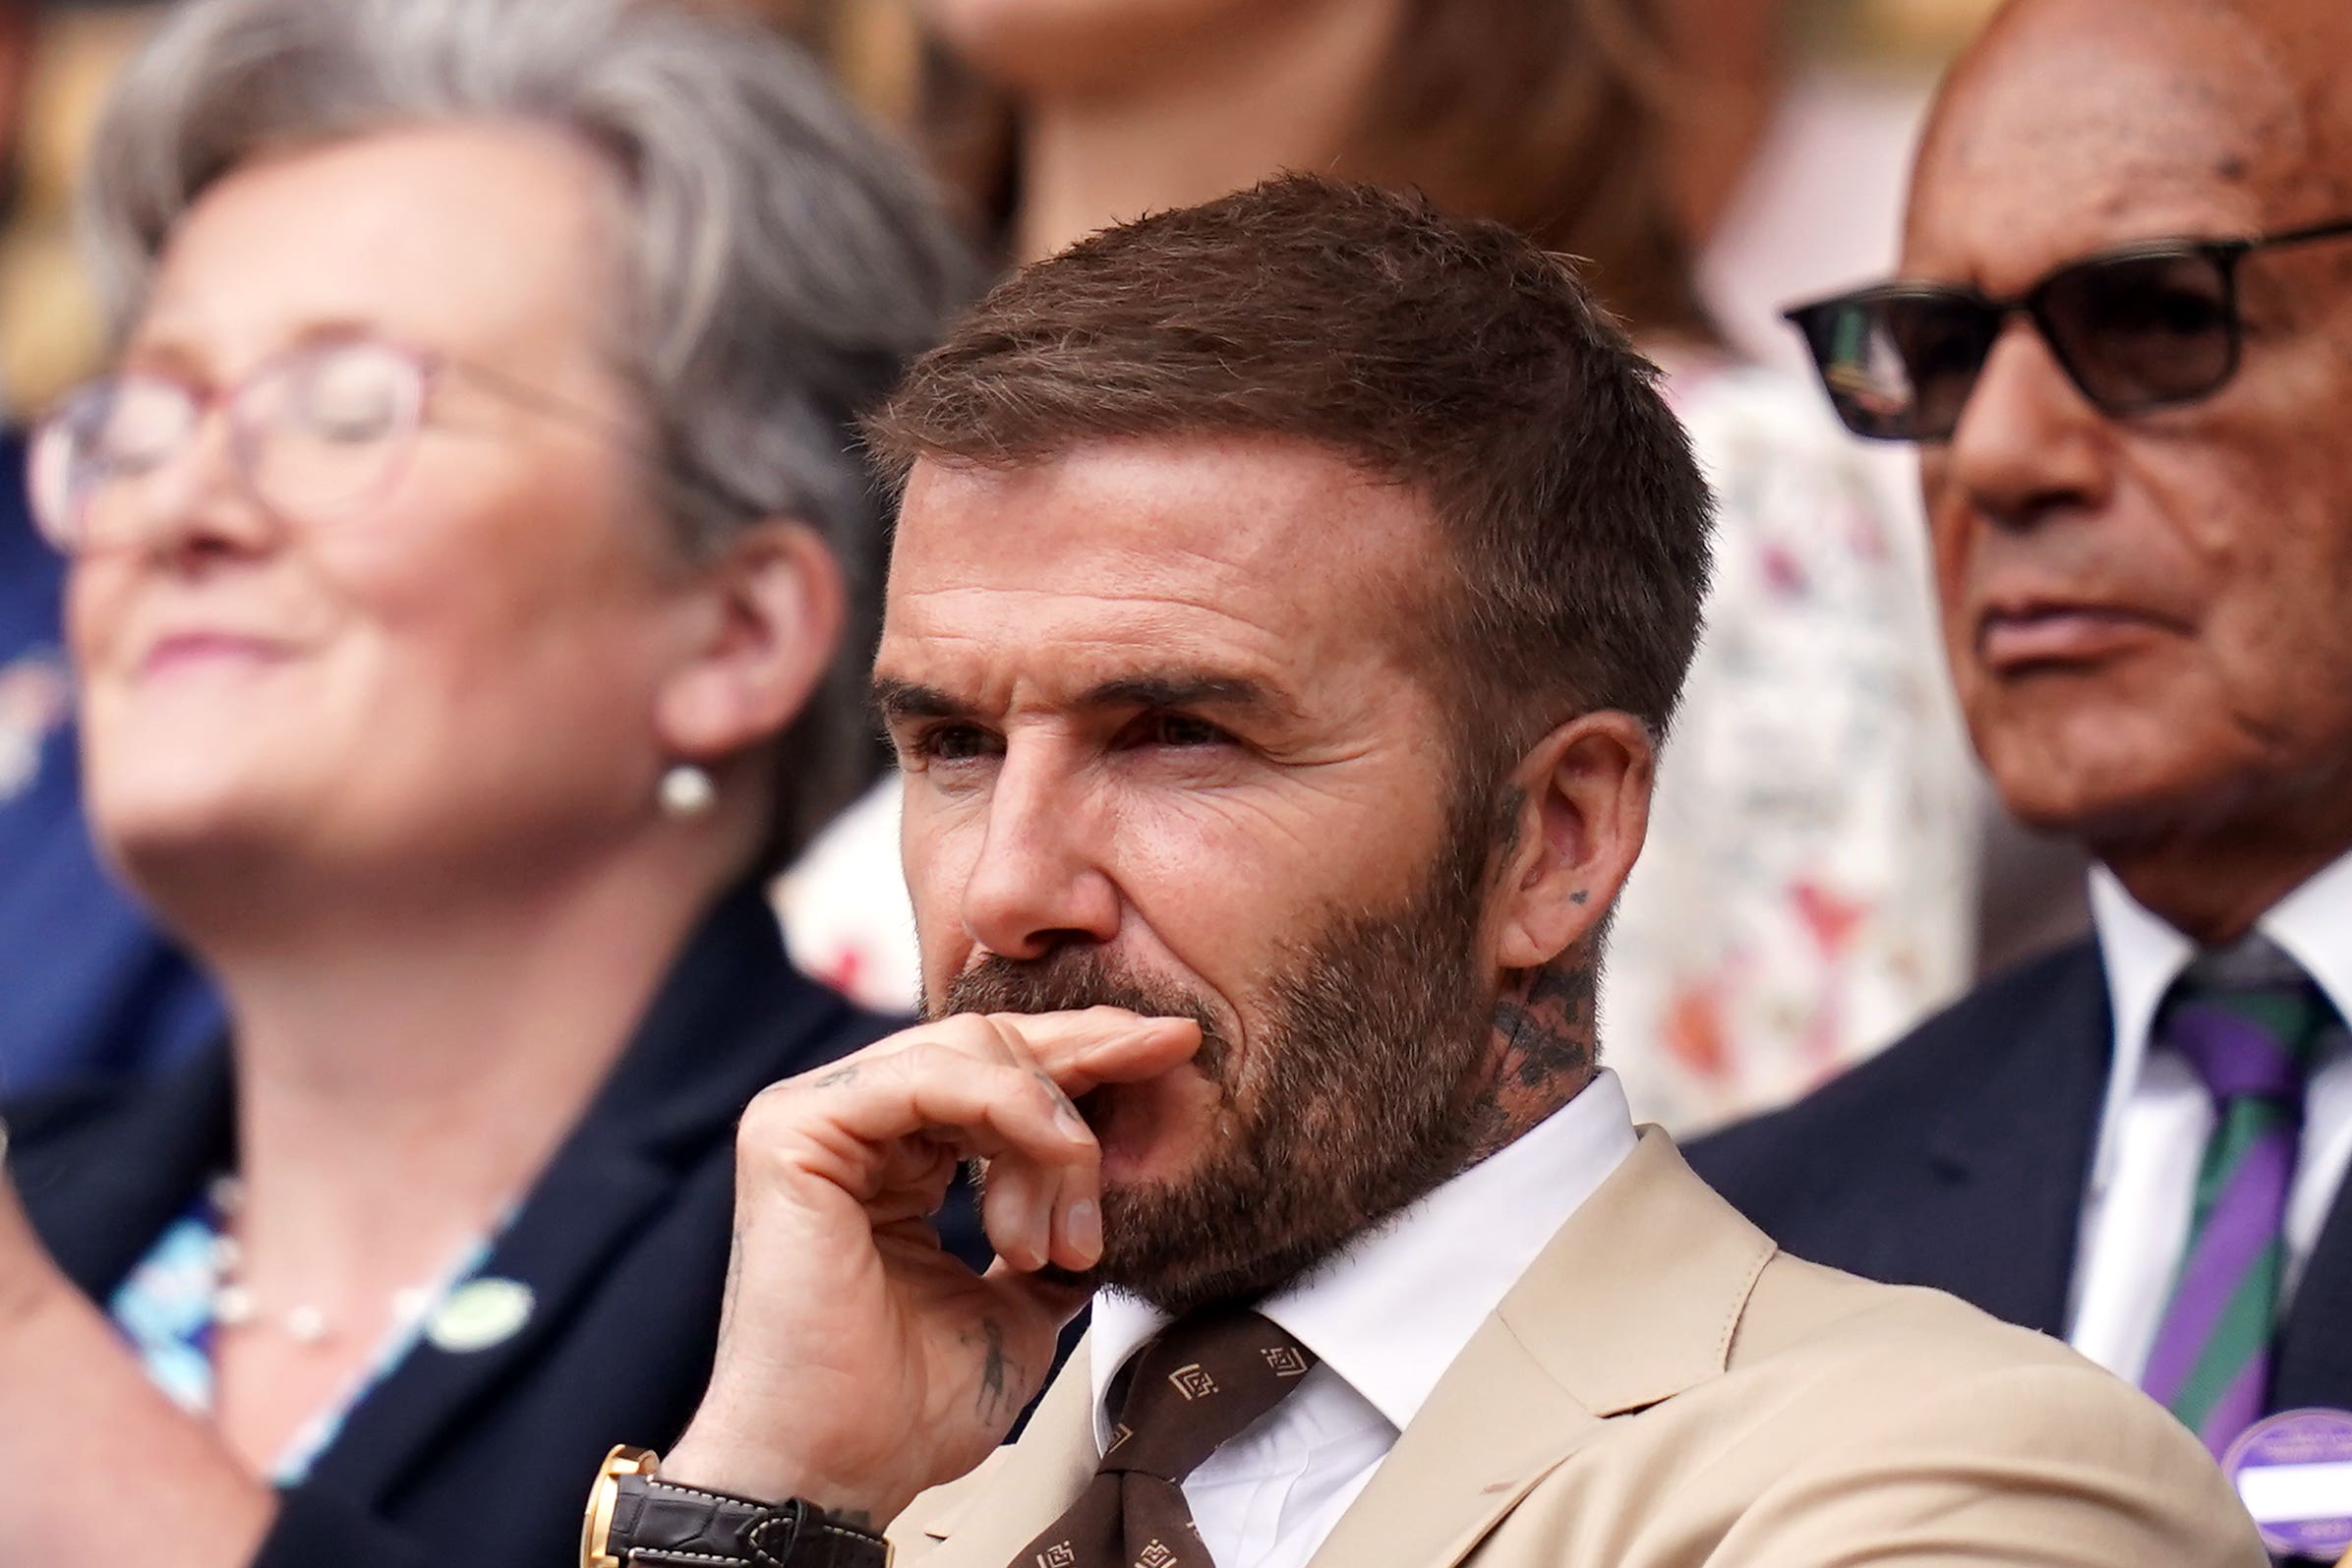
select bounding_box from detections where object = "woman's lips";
[139,630,291,679]
[1976,605,2169,671]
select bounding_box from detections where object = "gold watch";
[579,1443,892,1568]
[581,1445,660,1568]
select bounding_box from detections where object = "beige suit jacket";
[891,1130,2264,1568]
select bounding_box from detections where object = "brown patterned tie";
[1011,1308,1318,1568]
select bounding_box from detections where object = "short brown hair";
[866,174,1714,760]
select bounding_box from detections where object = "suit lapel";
[1886,944,2110,1334]
[1301,1320,1604,1568]
[307,888,866,1502]
[301,1136,678,1499]
[2276,1161,2352,1413]
[17,1047,233,1295]
[1303,1131,1773,1568]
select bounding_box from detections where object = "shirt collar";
[1088,1068,1638,1449]
[2262,851,2352,1030]
[2087,850,2352,1193]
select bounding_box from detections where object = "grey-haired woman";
[0,2,973,1564]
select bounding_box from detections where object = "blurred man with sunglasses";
[1693,0,2352,1541]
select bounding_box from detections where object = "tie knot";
[1100,1308,1317,1482]
[2161,936,2334,1105]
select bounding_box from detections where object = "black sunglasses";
[1782,216,2352,441]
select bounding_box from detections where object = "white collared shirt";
[2067,856,2352,1379]
[1085,1070,1638,1568]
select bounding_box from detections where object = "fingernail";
[1026,1186,1056,1269]
[1067,1198,1101,1261]
[1056,1102,1089,1140]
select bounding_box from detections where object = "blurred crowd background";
[0,0,2003,407]
[0,0,2078,1134]
[8,0,2340,1558]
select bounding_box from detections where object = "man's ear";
[654,520,845,762]
[1489,709,1655,970]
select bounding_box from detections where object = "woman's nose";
[87,416,281,562]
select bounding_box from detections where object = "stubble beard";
[932,794,1502,1317]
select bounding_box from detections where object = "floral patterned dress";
[1606,353,1974,1132]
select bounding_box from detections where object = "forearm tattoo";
[968,1315,1017,1426]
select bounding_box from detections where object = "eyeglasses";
[1782,216,2352,442]
[28,336,718,553]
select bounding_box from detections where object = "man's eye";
[914,723,998,763]
[1131,713,1228,749]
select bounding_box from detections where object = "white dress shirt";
[1085,1070,1639,1568]
[2068,855,2352,1379]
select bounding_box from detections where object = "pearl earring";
[658,764,717,820]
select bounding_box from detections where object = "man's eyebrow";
[1076,671,1296,719]
[871,670,1302,724]
[871,677,966,723]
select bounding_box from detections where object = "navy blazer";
[1688,938,2352,1419]
[6,886,972,1568]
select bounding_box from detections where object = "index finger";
[976,1007,1203,1096]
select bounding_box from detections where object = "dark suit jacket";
[1688,938,2352,1420]
[6,886,972,1568]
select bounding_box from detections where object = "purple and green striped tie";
[2140,936,2332,1458]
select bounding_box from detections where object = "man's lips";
[1974,602,2177,671]
[1079,1080,1161,1167]
[1077,1067,1219,1185]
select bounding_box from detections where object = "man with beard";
[574,177,2254,1568]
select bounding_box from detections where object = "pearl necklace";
[206,1176,438,1348]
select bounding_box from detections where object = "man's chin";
[1019,1172,1224,1307]
[1077,1181,1325,1318]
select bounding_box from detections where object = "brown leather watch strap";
[608,1474,889,1568]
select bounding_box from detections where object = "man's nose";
[958,746,1122,962]
[1940,319,2114,528]
[955,747,1119,963]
